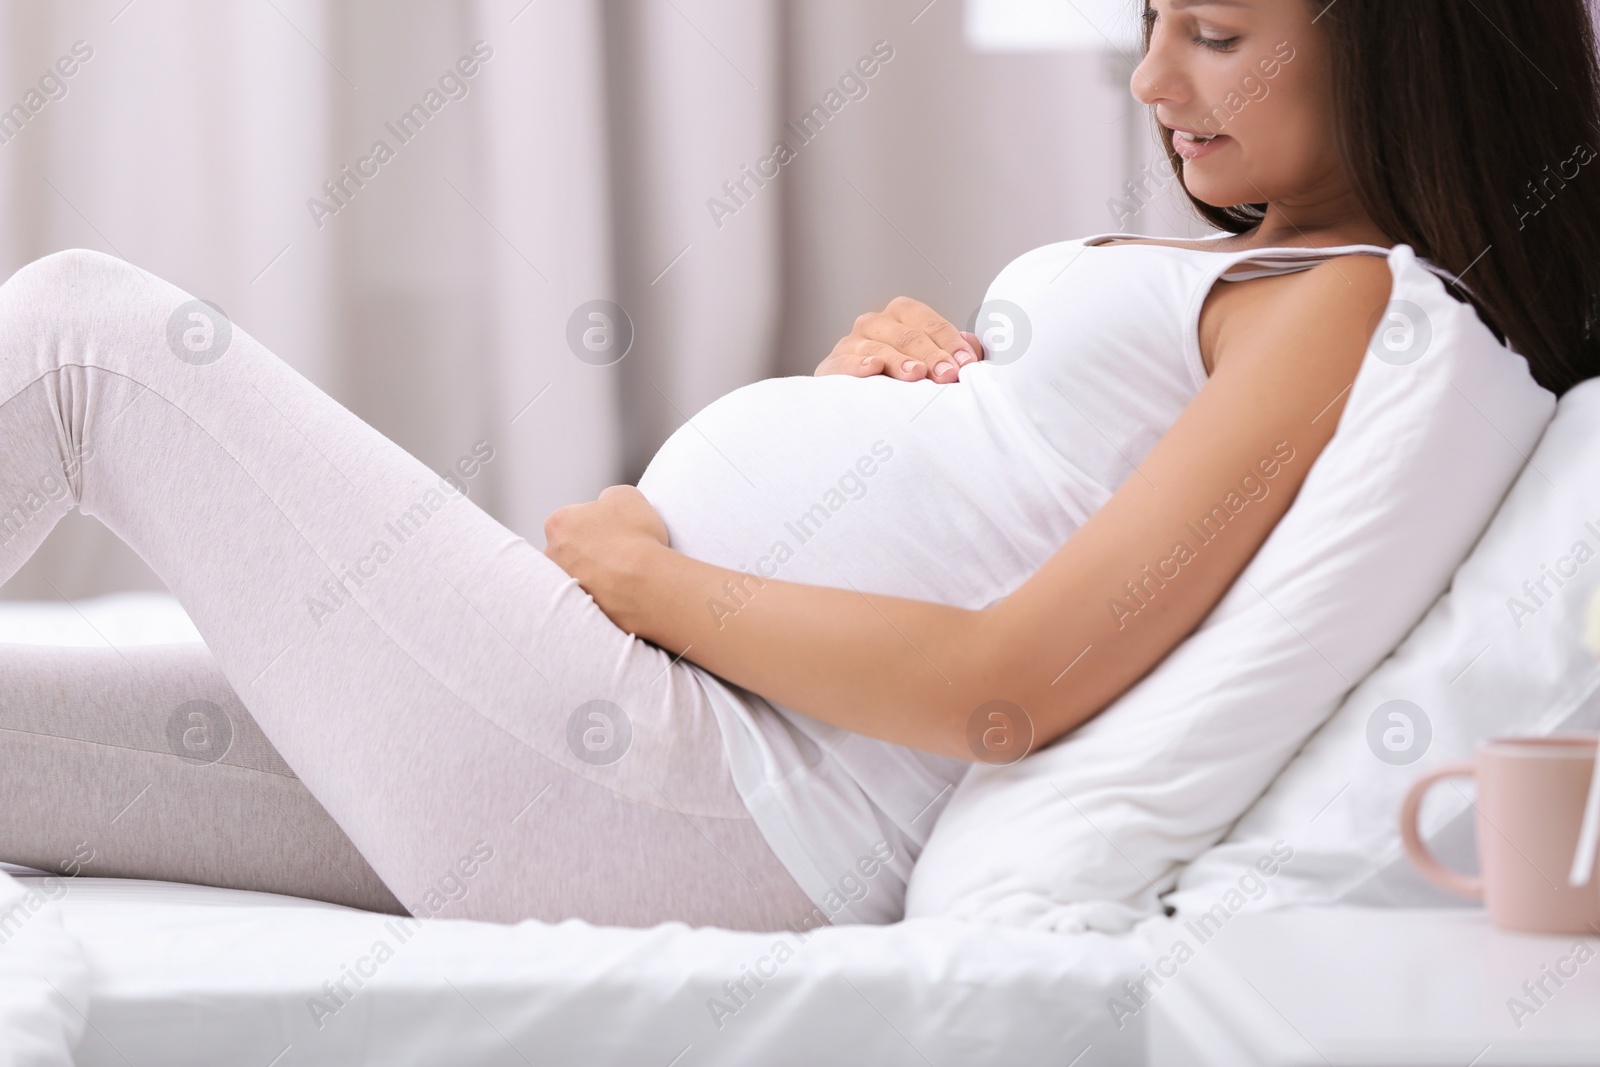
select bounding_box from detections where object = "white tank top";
[636,229,1405,924]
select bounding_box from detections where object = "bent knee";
[0,248,211,363]
[2,247,142,298]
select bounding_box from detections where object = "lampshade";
[964,0,1143,54]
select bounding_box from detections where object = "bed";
[6,424,1596,1067]
[0,594,1162,1067]
[19,871,1163,1066]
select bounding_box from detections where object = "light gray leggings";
[0,249,822,932]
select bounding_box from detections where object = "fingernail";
[934,361,955,377]
[861,356,873,365]
[953,349,974,365]
[902,360,919,374]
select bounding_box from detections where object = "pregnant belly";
[635,373,1087,614]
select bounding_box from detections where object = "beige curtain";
[0,0,1195,600]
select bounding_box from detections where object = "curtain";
[0,0,1184,600]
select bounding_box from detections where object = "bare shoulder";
[1265,253,1394,323]
[1283,253,1395,315]
[1217,254,1394,380]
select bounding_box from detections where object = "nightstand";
[1146,906,1600,1066]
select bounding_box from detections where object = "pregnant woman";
[2,0,1596,933]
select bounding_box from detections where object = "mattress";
[26,874,1153,1066]
[0,596,1157,1065]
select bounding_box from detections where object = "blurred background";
[0,0,1206,600]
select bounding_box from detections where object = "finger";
[814,354,849,377]
[818,337,939,382]
[816,339,871,377]
[885,297,977,371]
[959,331,986,360]
[816,343,888,378]
[857,308,954,377]
[856,340,929,381]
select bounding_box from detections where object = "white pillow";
[903,244,1556,932]
[1168,377,1600,915]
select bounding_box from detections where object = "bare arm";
[545,256,1395,762]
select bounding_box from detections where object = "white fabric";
[0,869,88,1067]
[902,241,1557,933]
[0,598,1160,1065]
[0,592,201,646]
[42,874,1151,1067]
[639,229,1394,924]
[1171,377,1600,913]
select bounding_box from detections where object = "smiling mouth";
[1169,128,1231,160]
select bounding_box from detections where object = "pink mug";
[1400,734,1600,935]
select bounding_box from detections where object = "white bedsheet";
[0,591,203,646]
[0,594,1157,1064]
[30,874,1151,1066]
[0,871,89,1067]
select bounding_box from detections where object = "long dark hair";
[1145,0,1600,397]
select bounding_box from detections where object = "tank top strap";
[1218,244,1481,300]
[1217,245,1393,283]
[1078,230,1480,300]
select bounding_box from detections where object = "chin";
[1182,175,1254,210]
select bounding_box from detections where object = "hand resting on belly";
[544,258,1396,764]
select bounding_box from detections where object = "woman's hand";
[814,296,984,384]
[543,485,670,635]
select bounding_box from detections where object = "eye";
[1194,32,1240,52]
[1142,8,1240,52]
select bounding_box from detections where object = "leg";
[0,249,819,931]
[0,641,404,913]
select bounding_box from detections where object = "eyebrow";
[1166,0,1252,8]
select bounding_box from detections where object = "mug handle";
[1399,760,1484,901]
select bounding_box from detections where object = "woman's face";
[1131,0,1345,212]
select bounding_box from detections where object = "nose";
[1129,25,1182,110]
